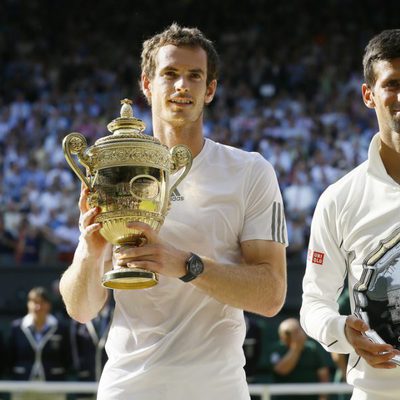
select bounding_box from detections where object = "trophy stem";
[101,240,158,290]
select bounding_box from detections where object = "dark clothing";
[269,340,327,400]
[0,331,5,377]
[70,311,111,382]
[9,314,71,381]
[70,308,112,400]
[243,313,262,381]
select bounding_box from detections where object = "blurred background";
[0,0,398,396]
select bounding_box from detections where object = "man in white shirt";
[301,29,400,399]
[60,23,287,400]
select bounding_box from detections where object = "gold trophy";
[63,99,192,290]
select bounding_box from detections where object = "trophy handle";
[62,132,92,189]
[169,144,193,195]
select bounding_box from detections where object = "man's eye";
[386,80,400,88]
[164,71,177,78]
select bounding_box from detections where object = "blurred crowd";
[2,0,395,269]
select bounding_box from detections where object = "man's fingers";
[115,244,159,261]
[80,222,102,236]
[79,186,90,213]
[79,207,100,232]
[356,347,398,369]
[126,221,157,243]
[352,332,393,352]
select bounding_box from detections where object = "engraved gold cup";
[62,99,192,289]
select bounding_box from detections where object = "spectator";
[14,219,41,265]
[268,318,330,400]
[8,286,72,400]
[283,169,318,218]
[0,214,17,266]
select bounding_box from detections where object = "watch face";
[189,256,204,276]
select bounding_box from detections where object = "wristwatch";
[179,253,204,282]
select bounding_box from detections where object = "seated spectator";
[268,318,330,400]
[14,219,41,265]
[48,213,80,264]
[7,286,72,400]
[0,214,17,266]
[286,213,310,263]
[283,170,318,218]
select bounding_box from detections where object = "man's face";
[28,294,50,319]
[363,58,400,134]
[143,44,216,128]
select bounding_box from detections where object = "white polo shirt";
[98,138,287,400]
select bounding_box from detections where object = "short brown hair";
[141,23,220,86]
[28,286,51,304]
[363,29,400,87]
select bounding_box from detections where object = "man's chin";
[165,113,191,126]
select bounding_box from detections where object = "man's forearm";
[273,347,303,375]
[192,260,286,317]
[59,241,109,323]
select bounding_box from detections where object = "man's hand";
[114,221,189,279]
[345,315,400,369]
[78,184,107,257]
[289,327,307,352]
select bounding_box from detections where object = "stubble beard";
[389,114,400,134]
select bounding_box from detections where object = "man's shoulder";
[320,161,368,204]
[207,140,273,170]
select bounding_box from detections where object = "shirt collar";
[21,314,58,330]
[366,133,396,185]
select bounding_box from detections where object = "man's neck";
[32,316,46,332]
[379,135,400,184]
[153,120,205,158]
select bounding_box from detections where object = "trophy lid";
[94,98,162,146]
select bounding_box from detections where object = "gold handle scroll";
[169,145,192,196]
[62,132,92,189]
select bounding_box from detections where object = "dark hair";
[28,286,52,304]
[141,22,220,86]
[363,29,400,87]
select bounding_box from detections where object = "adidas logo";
[171,188,184,201]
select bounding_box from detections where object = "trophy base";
[101,268,158,290]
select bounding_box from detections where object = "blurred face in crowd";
[278,318,306,346]
[362,58,400,136]
[142,44,216,130]
[28,292,51,320]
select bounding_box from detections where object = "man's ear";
[362,83,375,109]
[141,74,152,103]
[204,79,217,105]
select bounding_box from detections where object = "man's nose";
[175,77,189,92]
